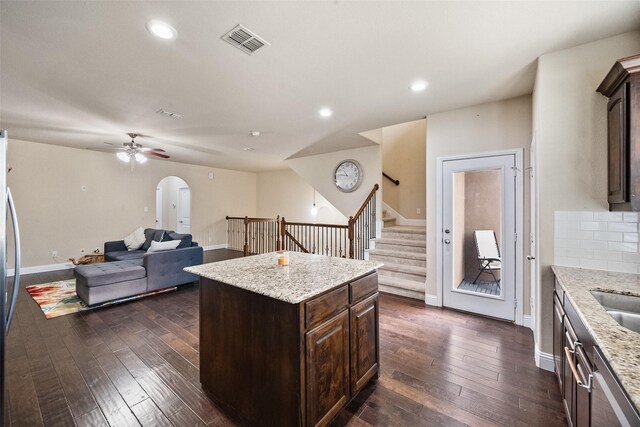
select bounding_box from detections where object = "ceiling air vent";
[221,24,270,55]
[156,109,183,119]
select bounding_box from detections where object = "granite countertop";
[185,252,382,304]
[552,266,640,410]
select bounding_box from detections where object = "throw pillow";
[142,229,165,250]
[148,239,181,252]
[168,232,193,249]
[124,227,146,251]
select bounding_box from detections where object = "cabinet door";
[350,293,379,395]
[553,293,565,390]
[306,310,350,427]
[607,83,629,204]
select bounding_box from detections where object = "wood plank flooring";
[6,249,565,426]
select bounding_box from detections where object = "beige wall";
[381,119,426,219]
[533,31,640,354]
[256,169,347,224]
[463,170,502,281]
[8,139,256,267]
[157,176,189,231]
[286,146,382,221]
[426,95,532,313]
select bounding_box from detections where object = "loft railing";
[281,219,349,257]
[226,216,280,256]
[226,184,379,260]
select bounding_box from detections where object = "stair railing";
[348,183,379,259]
[226,184,379,259]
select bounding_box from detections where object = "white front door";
[441,153,517,321]
[177,187,191,234]
[155,187,163,229]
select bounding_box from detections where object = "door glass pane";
[452,169,503,297]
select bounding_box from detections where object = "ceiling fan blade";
[147,151,170,159]
[140,147,166,153]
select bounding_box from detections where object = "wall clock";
[334,159,363,193]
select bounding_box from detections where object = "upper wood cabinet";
[597,54,640,211]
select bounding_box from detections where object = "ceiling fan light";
[117,151,131,163]
[135,153,148,164]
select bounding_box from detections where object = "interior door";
[177,187,191,233]
[530,136,538,330]
[442,154,516,321]
[155,187,163,229]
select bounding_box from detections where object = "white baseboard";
[535,348,555,372]
[202,243,229,251]
[382,202,426,227]
[8,262,74,277]
[523,314,533,330]
[424,293,439,306]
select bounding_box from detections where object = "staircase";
[369,225,426,300]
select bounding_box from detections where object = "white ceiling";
[1,1,639,172]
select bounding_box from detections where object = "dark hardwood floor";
[6,249,565,426]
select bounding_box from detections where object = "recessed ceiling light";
[410,80,429,92]
[319,108,333,118]
[250,131,261,137]
[146,20,177,40]
[243,147,255,151]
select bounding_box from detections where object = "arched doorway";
[156,176,191,233]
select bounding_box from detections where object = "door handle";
[444,239,451,245]
[527,255,536,260]
[6,188,20,334]
[180,220,183,223]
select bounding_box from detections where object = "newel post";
[348,216,355,259]
[276,216,281,251]
[243,216,249,257]
[280,217,287,251]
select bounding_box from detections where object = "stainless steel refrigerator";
[0,130,21,425]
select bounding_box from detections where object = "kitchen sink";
[590,291,640,314]
[606,311,640,333]
[590,291,640,333]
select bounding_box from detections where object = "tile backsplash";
[554,211,640,273]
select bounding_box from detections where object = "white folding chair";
[473,230,501,288]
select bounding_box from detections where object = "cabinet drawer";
[350,272,378,303]
[305,286,349,329]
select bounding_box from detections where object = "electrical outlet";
[144,206,149,212]
[51,250,58,258]
[94,247,100,253]
[417,208,421,214]
[80,248,86,254]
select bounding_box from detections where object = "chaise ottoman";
[75,260,147,306]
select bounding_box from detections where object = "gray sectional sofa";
[75,228,203,305]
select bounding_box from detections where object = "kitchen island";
[185,252,382,427]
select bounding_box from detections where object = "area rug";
[26,279,176,319]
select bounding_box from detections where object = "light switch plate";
[208,172,215,180]
[144,206,149,212]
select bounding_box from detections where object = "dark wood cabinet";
[349,293,379,395]
[553,292,564,391]
[607,83,629,204]
[199,271,379,427]
[306,311,350,427]
[552,277,640,427]
[597,54,640,211]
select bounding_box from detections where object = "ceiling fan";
[104,133,170,169]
